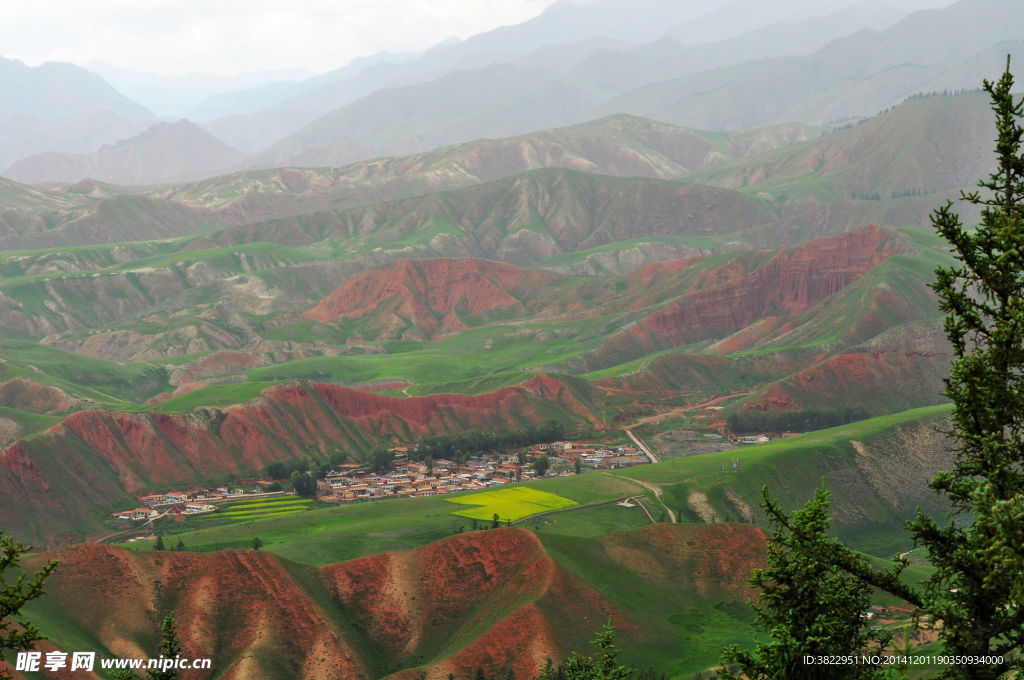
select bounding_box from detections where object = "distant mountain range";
[4,120,247,185]
[86,61,314,120]
[604,0,1024,129]
[0,57,157,170]
[0,85,993,249]
[0,111,152,171]
[2,0,1001,184]
[0,56,152,120]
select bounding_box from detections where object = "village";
[112,439,650,525]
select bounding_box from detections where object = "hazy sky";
[1,0,559,76]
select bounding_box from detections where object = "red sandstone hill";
[305,258,564,341]
[304,226,904,349]
[589,225,909,364]
[23,524,766,679]
[0,375,598,547]
[0,377,85,414]
[741,345,951,415]
[24,530,613,680]
[634,226,902,347]
[575,225,947,409]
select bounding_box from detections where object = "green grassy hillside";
[15,405,948,678]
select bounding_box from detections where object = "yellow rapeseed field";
[445,486,577,522]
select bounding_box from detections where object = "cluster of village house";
[113,440,650,521]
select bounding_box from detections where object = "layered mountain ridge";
[2,0,1009,185]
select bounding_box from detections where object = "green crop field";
[185,498,316,526]
[445,486,578,521]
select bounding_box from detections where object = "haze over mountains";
[1,0,1010,185]
[4,120,247,185]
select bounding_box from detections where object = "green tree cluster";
[290,469,317,498]
[414,420,566,464]
[531,455,551,477]
[265,458,318,480]
[726,407,868,434]
[367,446,394,474]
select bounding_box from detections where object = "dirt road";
[625,428,660,463]
[607,472,676,523]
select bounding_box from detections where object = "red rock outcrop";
[321,529,560,664]
[618,225,904,351]
[27,544,369,680]
[305,258,561,341]
[0,377,84,413]
[742,348,951,414]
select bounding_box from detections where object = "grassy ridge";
[0,342,171,405]
[538,527,760,676]
[0,406,61,436]
[616,404,953,554]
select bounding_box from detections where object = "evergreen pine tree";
[719,483,882,679]
[905,55,1024,678]
[0,533,57,680]
[146,611,182,680]
[537,619,634,680]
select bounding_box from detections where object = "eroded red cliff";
[620,225,904,350]
[305,258,562,340]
